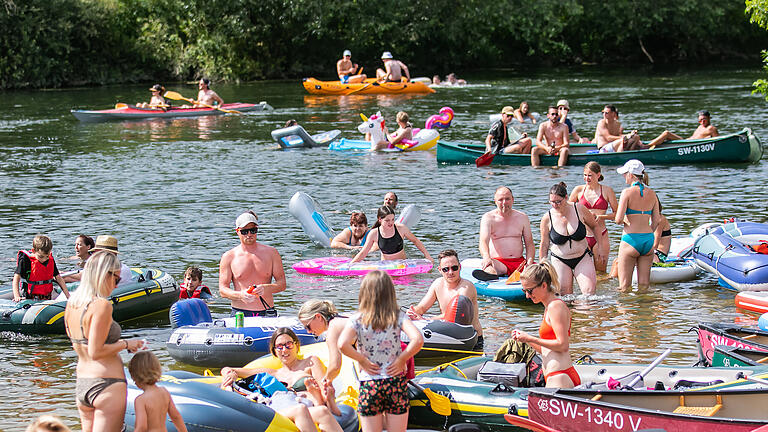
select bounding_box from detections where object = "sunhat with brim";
[149,84,164,92]
[381,51,394,59]
[501,106,515,115]
[90,235,120,253]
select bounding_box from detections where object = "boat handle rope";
[713,243,734,281]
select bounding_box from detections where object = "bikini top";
[625,181,653,215]
[549,205,587,247]
[377,226,404,255]
[579,186,609,211]
[539,299,570,340]
[66,299,122,345]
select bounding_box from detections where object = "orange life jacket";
[18,250,56,298]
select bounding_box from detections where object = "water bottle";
[235,311,244,328]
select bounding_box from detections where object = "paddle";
[505,261,527,284]
[626,348,671,388]
[345,81,372,95]
[163,91,242,115]
[743,374,768,386]
[115,103,128,109]
[409,380,451,416]
[476,126,525,167]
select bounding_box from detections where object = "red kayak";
[71,102,272,122]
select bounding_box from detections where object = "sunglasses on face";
[239,227,258,235]
[274,340,295,351]
[522,285,538,295]
[441,265,460,273]
[548,112,559,116]
[111,272,121,285]
[559,107,569,111]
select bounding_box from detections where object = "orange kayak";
[302,77,435,95]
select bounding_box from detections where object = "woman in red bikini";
[511,261,580,388]
[569,162,618,273]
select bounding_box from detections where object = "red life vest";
[179,284,211,299]
[18,250,56,297]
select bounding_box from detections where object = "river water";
[1,67,766,429]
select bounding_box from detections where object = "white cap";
[343,49,351,57]
[556,99,570,109]
[381,51,393,59]
[235,212,259,228]
[617,159,645,176]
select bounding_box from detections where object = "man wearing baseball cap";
[219,211,286,317]
[485,106,532,154]
[376,51,410,82]
[337,49,367,84]
[556,99,590,144]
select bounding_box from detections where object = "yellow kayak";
[303,77,435,95]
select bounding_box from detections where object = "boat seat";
[672,394,722,417]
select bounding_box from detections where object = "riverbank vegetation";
[2,0,767,89]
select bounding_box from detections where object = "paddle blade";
[475,152,495,167]
[506,271,520,284]
[163,90,190,102]
[422,388,451,416]
[115,103,128,109]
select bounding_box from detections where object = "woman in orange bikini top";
[510,261,581,388]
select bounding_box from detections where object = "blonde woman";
[299,299,348,383]
[569,162,618,272]
[511,261,579,388]
[65,251,145,432]
[338,271,423,432]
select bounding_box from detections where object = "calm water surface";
[1,67,767,429]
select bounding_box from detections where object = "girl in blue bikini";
[613,159,660,290]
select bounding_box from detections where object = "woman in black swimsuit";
[351,206,433,264]
[65,251,145,432]
[539,183,605,296]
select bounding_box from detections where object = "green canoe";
[711,345,768,368]
[0,268,179,334]
[436,128,762,166]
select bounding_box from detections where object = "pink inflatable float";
[293,257,432,277]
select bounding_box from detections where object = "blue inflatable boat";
[693,221,768,291]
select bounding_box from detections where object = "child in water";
[128,351,187,432]
[338,271,423,432]
[179,266,212,299]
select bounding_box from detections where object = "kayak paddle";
[345,82,372,95]
[115,103,128,109]
[409,380,451,416]
[626,348,671,388]
[476,126,525,167]
[163,91,242,115]
[505,261,527,284]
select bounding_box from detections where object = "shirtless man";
[336,50,367,84]
[475,187,536,281]
[407,249,484,349]
[376,51,410,82]
[485,106,532,154]
[383,191,398,210]
[594,104,646,153]
[645,110,720,147]
[219,211,286,317]
[531,106,571,167]
[195,78,224,107]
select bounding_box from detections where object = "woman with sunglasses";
[511,261,580,388]
[220,327,343,432]
[298,300,348,383]
[65,251,146,432]
[350,206,432,264]
[539,182,605,296]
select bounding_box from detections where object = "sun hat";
[343,49,351,57]
[501,106,515,115]
[556,99,570,109]
[235,212,259,229]
[617,159,645,176]
[381,51,393,59]
[149,84,164,92]
[91,235,120,254]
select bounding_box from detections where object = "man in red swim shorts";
[475,187,536,281]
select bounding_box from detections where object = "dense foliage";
[1,0,766,89]
[746,0,768,100]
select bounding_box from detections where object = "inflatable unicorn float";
[328,107,454,151]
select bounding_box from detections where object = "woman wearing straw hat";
[91,235,132,287]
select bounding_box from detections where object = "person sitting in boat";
[136,84,168,110]
[195,78,224,107]
[337,49,367,84]
[331,212,376,250]
[63,234,95,283]
[556,99,590,144]
[406,249,484,349]
[512,261,580,388]
[485,106,532,155]
[513,101,537,124]
[12,234,71,302]
[298,300,348,383]
[90,235,133,287]
[376,52,410,83]
[532,106,571,167]
[220,327,344,432]
[594,104,648,153]
[644,110,720,148]
[350,205,432,264]
[365,111,413,151]
[179,266,212,299]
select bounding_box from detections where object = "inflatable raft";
[0,268,178,334]
[328,129,439,152]
[693,221,768,291]
[127,342,360,432]
[302,77,435,95]
[632,260,699,284]
[271,125,341,149]
[72,102,272,122]
[293,257,432,277]
[460,258,525,301]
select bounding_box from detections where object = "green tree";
[747,0,768,100]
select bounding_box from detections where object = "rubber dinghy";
[0,268,178,334]
[167,299,478,367]
[693,221,768,291]
[126,342,360,432]
[407,355,755,430]
[271,125,341,149]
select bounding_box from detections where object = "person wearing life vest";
[12,234,71,302]
[179,266,212,299]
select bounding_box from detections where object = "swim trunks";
[493,257,527,275]
[340,75,350,84]
[599,142,615,153]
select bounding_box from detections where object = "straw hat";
[90,235,120,253]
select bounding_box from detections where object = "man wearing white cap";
[219,211,286,317]
[376,51,410,83]
[556,99,590,144]
[337,49,367,84]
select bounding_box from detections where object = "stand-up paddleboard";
[293,257,432,277]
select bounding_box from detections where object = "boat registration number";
[536,398,644,431]
[678,142,715,156]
